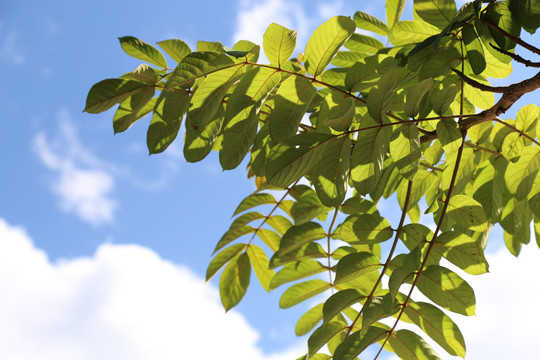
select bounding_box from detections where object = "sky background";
[0,0,539,359]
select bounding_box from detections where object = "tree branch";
[485,20,540,56]
[490,44,540,68]
[452,68,507,93]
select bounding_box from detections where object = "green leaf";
[167,51,235,90]
[304,16,356,77]
[485,2,521,51]
[273,222,327,258]
[157,39,191,63]
[464,74,495,109]
[508,0,540,34]
[271,260,327,289]
[187,64,246,129]
[505,147,540,200]
[113,87,155,133]
[387,0,407,29]
[435,231,489,275]
[431,85,459,115]
[296,303,324,336]
[148,91,190,154]
[388,329,442,360]
[84,79,149,114]
[266,215,293,235]
[462,24,486,75]
[414,0,457,30]
[219,253,251,311]
[405,78,433,118]
[367,69,400,124]
[183,104,224,162]
[206,243,247,281]
[389,20,441,46]
[333,325,388,360]
[268,75,317,143]
[230,212,265,229]
[436,118,462,155]
[473,157,507,223]
[323,289,365,324]
[233,193,276,216]
[214,225,255,253]
[402,299,466,357]
[279,279,332,308]
[266,132,335,188]
[417,265,476,316]
[354,11,389,35]
[263,23,297,68]
[389,123,421,180]
[334,213,393,244]
[516,104,539,138]
[446,194,488,232]
[345,34,385,54]
[220,67,282,169]
[351,117,392,194]
[334,252,381,284]
[308,322,348,358]
[291,189,332,224]
[246,245,274,292]
[312,136,352,207]
[120,64,160,84]
[118,36,167,68]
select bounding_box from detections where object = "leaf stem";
[344,180,413,337]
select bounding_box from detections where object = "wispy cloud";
[0,28,25,65]
[0,218,304,360]
[33,109,117,226]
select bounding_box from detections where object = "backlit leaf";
[389,123,421,179]
[84,79,150,114]
[417,265,476,316]
[388,329,442,360]
[333,325,388,360]
[334,252,381,284]
[446,194,488,232]
[148,91,190,154]
[157,39,191,63]
[354,11,389,35]
[247,244,274,292]
[219,253,251,311]
[334,213,393,244]
[304,16,356,77]
[119,36,167,68]
[206,243,247,281]
[271,260,327,289]
[263,23,297,68]
[280,279,332,308]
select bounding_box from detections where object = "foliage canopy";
[85,0,540,358]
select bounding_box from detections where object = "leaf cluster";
[85,0,540,359]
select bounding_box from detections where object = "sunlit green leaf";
[334,252,381,284]
[157,39,191,63]
[263,23,297,67]
[219,253,251,311]
[280,279,332,308]
[354,11,389,35]
[368,69,400,124]
[84,79,150,114]
[334,213,393,244]
[268,75,317,143]
[206,243,247,281]
[402,298,466,357]
[247,244,274,292]
[446,194,488,232]
[119,36,167,68]
[387,0,407,29]
[308,322,348,358]
[390,123,421,179]
[323,289,365,323]
[273,222,327,258]
[333,325,388,360]
[296,303,324,336]
[304,16,356,77]
[388,329,442,360]
[266,132,335,188]
[505,147,540,200]
[113,87,155,134]
[414,0,457,30]
[148,91,190,154]
[417,265,476,316]
[271,260,327,289]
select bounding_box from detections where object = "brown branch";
[345,181,413,338]
[374,132,467,359]
[452,68,507,93]
[490,44,540,68]
[485,20,540,56]
[494,118,540,146]
[458,70,540,131]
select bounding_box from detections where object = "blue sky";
[1,1,539,359]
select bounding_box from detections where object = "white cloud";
[233,0,310,60]
[33,109,117,226]
[0,29,25,65]
[385,245,540,360]
[0,218,304,360]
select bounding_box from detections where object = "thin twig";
[490,44,540,68]
[452,68,507,93]
[485,20,540,56]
